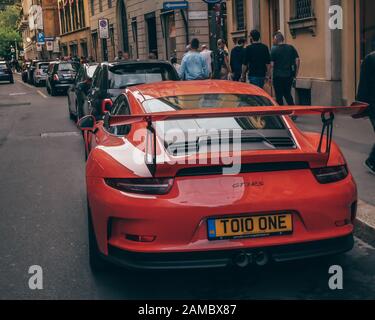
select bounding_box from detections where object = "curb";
[354,200,375,247]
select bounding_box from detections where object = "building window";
[110,24,115,59]
[292,0,313,20]
[288,0,316,38]
[99,0,103,12]
[91,31,98,61]
[131,17,138,59]
[90,0,94,16]
[108,0,112,9]
[234,0,245,31]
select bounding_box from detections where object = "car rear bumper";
[0,74,12,81]
[104,234,354,270]
[54,83,72,89]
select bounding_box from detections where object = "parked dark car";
[86,60,179,119]
[67,63,98,120]
[0,61,14,84]
[27,60,40,84]
[22,61,31,82]
[46,61,80,96]
[33,62,50,86]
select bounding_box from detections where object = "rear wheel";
[10,78,14,84]
[50,86,57,96]
[88,201,109,273]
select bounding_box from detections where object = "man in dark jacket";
[357,51,375,174]
[230,38,245,81]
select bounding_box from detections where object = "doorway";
[146,12,158,58]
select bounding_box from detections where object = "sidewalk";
[356,200,375,246]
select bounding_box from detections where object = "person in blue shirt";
[178,38,209,81]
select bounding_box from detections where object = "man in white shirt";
[200,44,213,78]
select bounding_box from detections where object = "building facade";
[19,0,60,60]
[58,0,91,58]
[227,0,375,106]
[88,0,227,62]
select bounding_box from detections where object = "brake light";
[36,70,41,76]
[53,74,59,81]
[101,98,113,113]
[312,165,348,184]
[105,178,174,195]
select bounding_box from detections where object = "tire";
[46,85,51,95]
[51,86,57,96]
[10,78,14,84]
[88,202,109,273]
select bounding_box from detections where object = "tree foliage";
[0,5,22,59]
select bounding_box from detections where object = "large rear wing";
[103,102,368,176]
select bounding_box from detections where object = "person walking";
[241,30,271,88]
[230,39,246,81]
[357,51,375,174]
[200,44,213,78]
[178,38,209,81]
[115,51,124,61]
[213,39,231,80]
[270,32,300,106]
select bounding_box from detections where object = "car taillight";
[105,178,174,195]
[36,70,41,75]
[312,165,348,184]
[101,98,113,113]
[53,74,59,81]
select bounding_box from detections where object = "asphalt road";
[0,76,375,300]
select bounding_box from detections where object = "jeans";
[249,76,265,88]
[273,76,295,105]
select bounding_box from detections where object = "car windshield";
[87,65,98,78]
[58,63,78,72]
[108,63,176,89]
[142,94,284,131]
[39,63,49,70]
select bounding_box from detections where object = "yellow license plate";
[207,214,293,240]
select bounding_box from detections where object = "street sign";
[37,32,45,44]
[98,18,109,39]
[189,11,208,20]
[163,1,188,10]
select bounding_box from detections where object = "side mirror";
[77,115,95,131]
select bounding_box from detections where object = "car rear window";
[108,63,177,89]
[142,94,285,131]
[39,63,49,70]
[58,63,79,72]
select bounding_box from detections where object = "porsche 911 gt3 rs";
[78,80,367,271]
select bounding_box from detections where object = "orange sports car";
[78,80,367,271]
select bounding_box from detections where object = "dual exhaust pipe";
[233,251,269,268]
